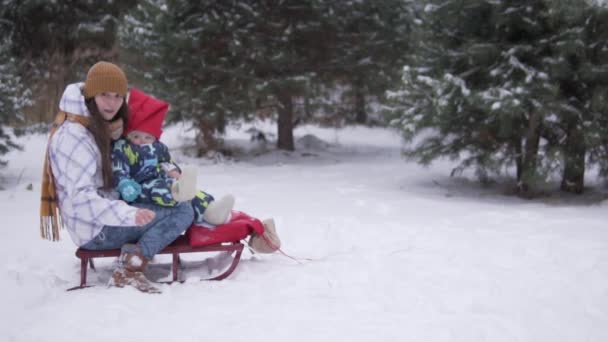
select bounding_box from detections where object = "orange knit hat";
[83,61,128,99]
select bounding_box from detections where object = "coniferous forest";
[2,0,608,197]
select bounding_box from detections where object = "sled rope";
[260,233,313,264]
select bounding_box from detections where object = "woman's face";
[94,92,125,121]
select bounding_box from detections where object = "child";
[112,88,234,226]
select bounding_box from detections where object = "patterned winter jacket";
[111,138,180,206]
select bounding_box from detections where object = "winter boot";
[249,218,281,254]
[202,194,235,225]
[171,166,198,202]
[109,244,161,294]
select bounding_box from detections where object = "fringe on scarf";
[40,213,63,241]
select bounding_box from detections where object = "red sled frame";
[67,235,244,291]
[67,210,266,291]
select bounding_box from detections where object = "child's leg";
[191,190,215,224]
[142,179,177,207]
[191,191,235,225]
[203,194,235,225]
[171,166,198,202]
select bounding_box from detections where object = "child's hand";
[167,169,181,179]
[117,179,142,202]
[135,208,155,226]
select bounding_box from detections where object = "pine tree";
[122,1,261,154]
[1,0,137,123]
[321,1,412,125]
[542,2,608,193]
[387,0,608,196]
[122,0,414,152]
[123,1,331,152]
[0,32,30,166]
[583,7,608,181]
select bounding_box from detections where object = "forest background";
[3,0,608,198]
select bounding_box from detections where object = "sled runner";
[67,211,266,291]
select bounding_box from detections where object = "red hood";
[127,88,169,140]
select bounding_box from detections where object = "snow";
[587,0,608,8]
[1,122,608,342]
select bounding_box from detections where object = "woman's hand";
[135,208,156,226]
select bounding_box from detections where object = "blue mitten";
[117,179,142,202]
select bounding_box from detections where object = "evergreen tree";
[119,0,168,85]
[542,2,608,193]
[387,0,608,196]
[321,1,412,125]
[583,7,608,180]
[122,0,258,154]
[123,1,330,152]
[122,0,414,153]
[0,29,29,166]
[1,0,136,122]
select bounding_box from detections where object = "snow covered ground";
[1,122,607,342]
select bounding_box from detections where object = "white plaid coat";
[49,83,137,246]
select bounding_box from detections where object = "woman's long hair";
[84,98,129,190]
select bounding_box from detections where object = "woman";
[40,61,194,293]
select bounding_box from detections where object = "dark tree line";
[4,0,608,197]
[0,0,136,165]
[3,0,411,161]
[121,0,412,154]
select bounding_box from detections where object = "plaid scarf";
[40,111,91,241]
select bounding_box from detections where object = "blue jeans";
[81,202,195,260]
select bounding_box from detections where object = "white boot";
[249,218,281,254]
[171,166,198,202]
[202,194,235,225]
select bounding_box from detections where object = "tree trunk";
[561,122,585,193]
[195,117,219,157]
[276,89,295,151]
[26,47,118,124]
[354,80,367,124]
[24,55,67,124]
[517,112,541,198]
[512,136,523,182]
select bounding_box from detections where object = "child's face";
[127,130,156,145]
